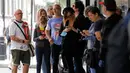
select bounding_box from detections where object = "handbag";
[14,22,35,57]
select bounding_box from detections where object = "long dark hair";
[63,7,74,19]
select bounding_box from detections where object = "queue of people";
[4,0,130,73]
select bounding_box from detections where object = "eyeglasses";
[16,13,23,15]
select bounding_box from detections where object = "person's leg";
[50,53,53,71]
[12,65,18,73]
[74,55,85,73]
[42,56,47,73]
[90,68,96,73]
[35,48,43,73]
[23,64,30,73]
[43,47,50,73]
[51,44,61,73]
[7,43,12,69]
[22,50,30,73]
[62,53,68,70]
[65,54,74,73]
[74,41,86,73]
[11,50,21,73]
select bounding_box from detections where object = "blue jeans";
[36,47,50,73]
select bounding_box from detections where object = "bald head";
[14,9,22,15]
[14,9,23,21]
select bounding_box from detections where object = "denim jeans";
[36,47,50,73]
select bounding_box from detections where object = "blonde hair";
[53,4,61,10]
[36,8,47,23]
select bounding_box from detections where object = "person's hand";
[63,27,71,32]
[39,35,44,40]
[80,32,86,36]
[83,30,90,36]
[98,60,104,67]
[49,38,53,45]
[24,40,30,44]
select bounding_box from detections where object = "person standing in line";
[47,6,54,19]
[9,9,31,73]
[106,11,130,73]
[34,8,50,73]
[72,1,88,73]
[45,4,63,73]
[4,24,12,69]
[47,6,54,71]
[99,0,122,72]
[60,7,78,73]
[83,6,104,73]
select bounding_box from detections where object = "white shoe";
[8,65,12,70]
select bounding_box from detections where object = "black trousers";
[62,40,86,73]
[51,44,61,73]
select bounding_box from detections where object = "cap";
[99,0,117,11]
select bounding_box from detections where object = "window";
[71,0,75,7]
[0,0,2,16]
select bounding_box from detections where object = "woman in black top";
[60,7,79,73]
[33,9,50,73]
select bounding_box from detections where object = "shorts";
[11,49,30,66]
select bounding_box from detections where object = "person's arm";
[95,31,102,41]
[10,35,24,43]
[45,30,53,44]
[33,28,40,42]
[9,22,24,43]
[45,22,53,44]
[59,22,64,35]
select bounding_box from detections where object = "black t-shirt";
[94,19,104,31]
[94,19,104,50]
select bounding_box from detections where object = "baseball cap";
[99,0,117,11]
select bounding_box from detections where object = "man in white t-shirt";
[9,9,31,73]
